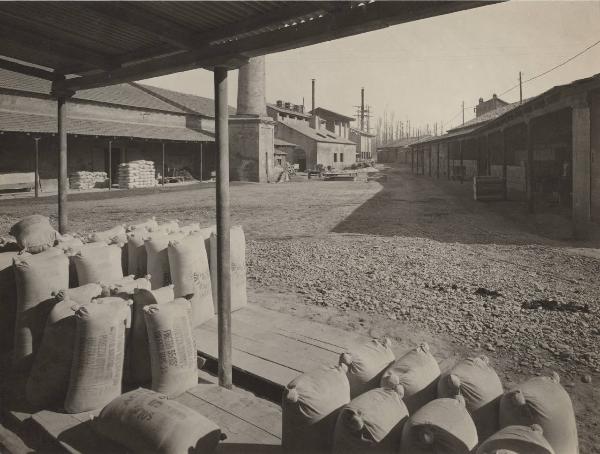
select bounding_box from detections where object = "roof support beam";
[55,1,484,92]
[0,57,59,81]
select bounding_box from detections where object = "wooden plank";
[176,387,280,446]
[200,317,340,371]
[186,384,281,439]
[29,384,281,454]
[194,325,299,387]
[194,305,373,388]
[32,409,123,454]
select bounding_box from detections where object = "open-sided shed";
[0,0,491,388]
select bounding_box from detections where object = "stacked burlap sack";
[3,215,250,454]
[69,171,108,190]
[118,160,156,189]
[282,339,578,454]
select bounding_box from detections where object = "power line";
[498,38,600,97]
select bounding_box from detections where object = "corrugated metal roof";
[279,122,355,145]
[0,110,213,142]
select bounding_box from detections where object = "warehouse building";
[408,72,600,237]
[0,68,223,191]
[349,127,376,162]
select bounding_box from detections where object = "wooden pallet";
[194,304,368,388]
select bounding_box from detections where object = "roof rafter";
[55,1,485,93]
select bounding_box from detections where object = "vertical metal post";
[34,137,40,198]
[526,121,534,213]
[57,97,68,234]
[108,139,112,190]
[161,142,165,188]
[411,149,414,173]
[214,66,232,389]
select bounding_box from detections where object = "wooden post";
[57,96,68,234]
[459,140,464,184]
[200,142,203,182]
[108,139,112,190]
[161,142,165,188]
[502,129,507,200]
[526,121,534,213]
[436,142,440,179]
[429,146,432,177]
[411,148,414,173]
[34,137,40,198]
[447,143,450,180]
[486,134,491,176]
[214,66,232,390]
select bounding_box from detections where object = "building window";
[340,153,344,163]
[276,158,282,166]
[334,153,338,163]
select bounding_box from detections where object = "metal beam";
[56,1,486,92]
[57,97,68,234]
[214,66,232,389]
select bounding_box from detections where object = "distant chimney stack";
[276,100,283,107]
[479,97,484,104]
[493,94,497,99]
[310,79,319,129]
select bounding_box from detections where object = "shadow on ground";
[333,164,599,247]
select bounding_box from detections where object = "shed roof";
[279,121,354,145]
[0,2,489,93]
[310,107,355,122]
[378,136,430,149]
[0,68,235,117]
[0,109,214,142]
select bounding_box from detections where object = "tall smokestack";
[360,87,365,131]
[310,79,319,129]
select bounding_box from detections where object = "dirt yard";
[1,165,598,452]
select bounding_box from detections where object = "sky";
[141,1,600,135]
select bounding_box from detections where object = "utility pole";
[519,71,523,104]
[462,101,465,125]
[360,87,365,131]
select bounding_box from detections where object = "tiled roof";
[310,107,355,122]
[0,110,213,142]
[0,68,233,117]
[279,122,355,145]
[134,83,236,116]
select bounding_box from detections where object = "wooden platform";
[194,304,368,388]
[3,373,282,454]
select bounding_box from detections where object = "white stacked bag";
[118,160,157,189]
[69,171,108,190]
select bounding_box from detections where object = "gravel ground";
[1,165,598,452]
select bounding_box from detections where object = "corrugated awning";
[0,110,214,142]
